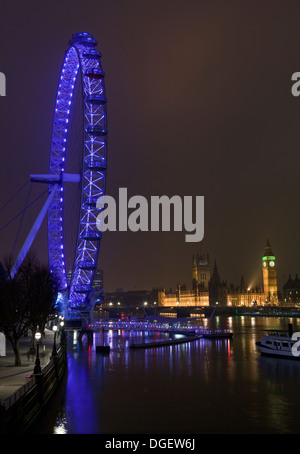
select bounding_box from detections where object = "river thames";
[32,315,300,434]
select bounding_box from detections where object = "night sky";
[0,0,300,293]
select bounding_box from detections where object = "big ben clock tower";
[262,238,278,305]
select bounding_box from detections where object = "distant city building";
[93,269,103,292]
[283,274,300,305]
[91,269,104,311]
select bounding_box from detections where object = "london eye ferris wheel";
[11,32,108,317]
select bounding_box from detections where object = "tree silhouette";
[0,260,29,366]
[0,254,59,366]
[19,255,59,348]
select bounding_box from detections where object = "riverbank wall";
[0,346,67,434]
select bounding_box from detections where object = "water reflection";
[50,316,300,434]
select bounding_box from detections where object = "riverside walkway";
[0,329,57,402]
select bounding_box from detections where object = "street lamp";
[34,331,42,374]
[60,320,65,346]
[52,325,58,357]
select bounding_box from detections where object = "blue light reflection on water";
[50,316,300,434]
[63,344,103,434]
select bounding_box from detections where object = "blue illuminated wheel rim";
[48,33,107,313]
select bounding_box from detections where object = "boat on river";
[256,324,300,359]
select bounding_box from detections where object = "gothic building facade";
[158,238,279,307]
[192,253,210,291]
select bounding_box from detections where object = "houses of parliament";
[158,238,294,307]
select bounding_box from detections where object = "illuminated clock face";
[263,262,267,267]
[269,261,275,267]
